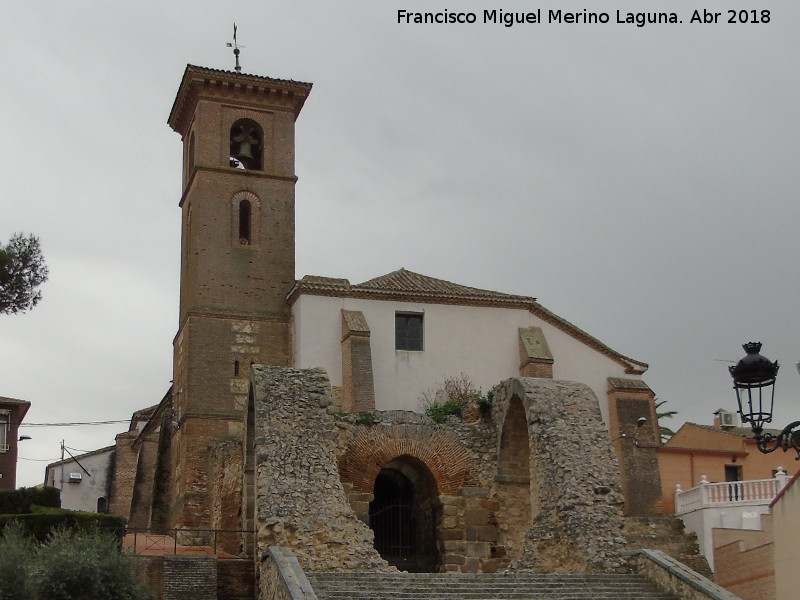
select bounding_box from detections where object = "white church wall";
[292,294,638,423]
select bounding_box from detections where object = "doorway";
[369,456,440,572]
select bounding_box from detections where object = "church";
[89,63,720,599]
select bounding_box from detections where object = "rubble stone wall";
[251,367,628,575]
[492,378,628,573]
[251,365,388,572]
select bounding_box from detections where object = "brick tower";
[165,65,312,529]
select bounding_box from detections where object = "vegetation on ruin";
[419,373,489,423]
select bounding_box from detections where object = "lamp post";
[729,342,800,459]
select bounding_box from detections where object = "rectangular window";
[0,412,9,453]
[395,313,423,351]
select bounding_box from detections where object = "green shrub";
[354,411,377,425]
[0,486,60,515]
[0,522,34,600]
[0,511,126,543]
[425,397,464,423]
[419,373,490,423]
[0,525,149,600]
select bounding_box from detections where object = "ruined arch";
[495,393,534,564]
[339,423,477,572]
[338,424,476,496]
[490,377,627,573]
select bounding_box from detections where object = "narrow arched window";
[238,199,252,245]
[188,132,195,176]
[231,191,260,248]
[97,497,107,513]
[229,119,263,170]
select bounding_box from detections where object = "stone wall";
[251,366,388,572]
[492,378,628,573]
[250,367,631,576]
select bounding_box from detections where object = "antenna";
[226,23,243,72]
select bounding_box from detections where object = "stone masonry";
[250,366,630,576]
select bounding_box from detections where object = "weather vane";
[226,23,243,72]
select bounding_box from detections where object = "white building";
[290,267,648,423]
[44,445,115,513]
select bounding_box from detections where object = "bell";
[237,141,254,159]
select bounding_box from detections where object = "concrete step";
[307,572,679,600]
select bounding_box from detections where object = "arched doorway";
[369,456,440,572]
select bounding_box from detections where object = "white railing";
[674,469,790,514]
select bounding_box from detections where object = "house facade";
[0,396,30,490]
[658,413,800,513]
[44,445,115,512]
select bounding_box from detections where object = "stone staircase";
[306,572,680,599]
[624,516,713,579]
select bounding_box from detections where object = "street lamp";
[729,342,800,459]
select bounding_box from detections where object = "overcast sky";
[3,1,800,488]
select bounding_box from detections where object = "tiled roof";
[289,268,648,375]
[685,422,782,440]
[290,268,535,307]
[0,396,31,407]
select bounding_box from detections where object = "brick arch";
[339,424,477,495]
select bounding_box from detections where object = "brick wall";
[109,430,139,517]
[340,310,375,412]
[714,517,775,600]
[162,555,217,600]
[607,379,662,516]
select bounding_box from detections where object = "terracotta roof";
[289,268,648,375]
[290,268,535,307]
[685,421,782,440]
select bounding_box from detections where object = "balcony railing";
[674,469,790,514]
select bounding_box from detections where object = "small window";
[0,412,8,452]
[238,200,251,245]
[395,313,423,351]
[97,497,107,513]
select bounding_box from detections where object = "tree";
[0,525,150,600]
[0,232,48,315]
[655,398,678,443]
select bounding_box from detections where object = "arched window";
[238,199,252,245]
[188,131,195,176]
[229,119,263,170]
[231,192,260,248]
[97,497,107,513]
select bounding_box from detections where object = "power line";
[17,419,130,428]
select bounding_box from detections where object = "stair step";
[306,573,679,600]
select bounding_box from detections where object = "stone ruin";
[247,366,629,578]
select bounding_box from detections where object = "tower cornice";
[168,64,313,136]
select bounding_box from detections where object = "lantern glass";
[729,342,780,435]
[733,379,775,433]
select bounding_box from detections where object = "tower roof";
[168,64,313,136]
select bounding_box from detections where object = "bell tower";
[165,65,312,529]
